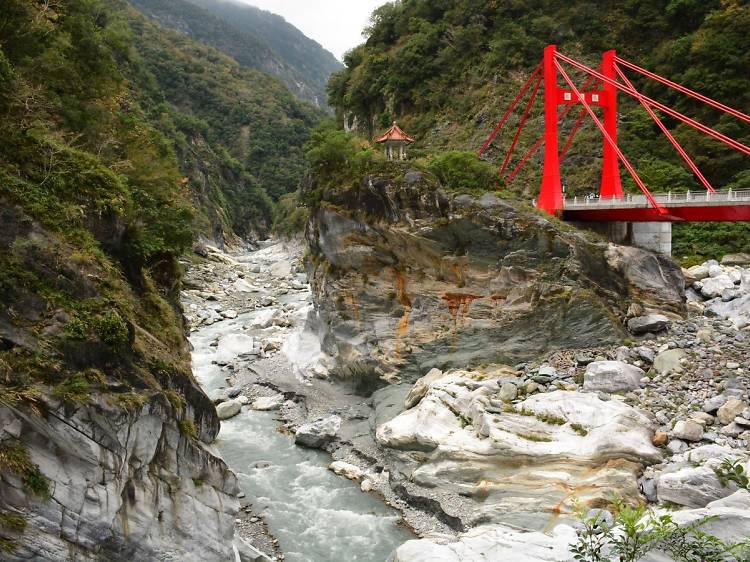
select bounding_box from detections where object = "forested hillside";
[130,0,342,108]
[0,0,320,415]
[327,0,750,259]
[329,0,750,198]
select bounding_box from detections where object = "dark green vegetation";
[328,0,750,260]
[0,0,321,448]
[572,502,750,561]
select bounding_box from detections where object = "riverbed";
[185,242,413,561]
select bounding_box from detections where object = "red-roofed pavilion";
[375,122,414,160]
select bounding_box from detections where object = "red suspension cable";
[616,56,750,126]
[555,59,664,212]
[560,108,587,159]
[500,75,542,176]
[614,64,716,193]
[555,52,750,156]
[505,74,599,183]
[479,62,542,156]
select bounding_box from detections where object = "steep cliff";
[306,168,684,388]
[0,1,256,557]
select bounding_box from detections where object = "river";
[186,243,414,562]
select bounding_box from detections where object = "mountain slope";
[130,0,342,108]
[0,0,319,556]
[328,0,750,199]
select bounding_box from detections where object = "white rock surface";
[328,461,365,481]
[377,372,660,517]
[295,415,342,448]
[391,524,577,562]
[250,394,284,411]
[217,399,242,420]
[582,361,645,393]
[0,396,239,561]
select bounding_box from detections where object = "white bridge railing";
[562,188,750,209]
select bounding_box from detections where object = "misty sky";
[239,0,389,60]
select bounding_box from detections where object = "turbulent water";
[188,247,413,562]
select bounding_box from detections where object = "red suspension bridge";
[479,45,750,225]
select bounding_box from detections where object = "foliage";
[428,151,499,193]
[328,0,750,262]
[673,223,750,263]
[0,446,49,498]
[571,502,748,561]
[130,0,341,108]
[177,419,197,439]
[273,192,309,238]
[714,458,750,490]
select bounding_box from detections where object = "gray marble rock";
[583,361,645,393]
[295,415,342,448]
[627,314,671,335]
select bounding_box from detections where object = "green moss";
[0,511,27,533]
[516,432,552,442]
[95,310,129,347]
[165,390,185,413]
[570,423,588,437]
[53,374,91,403]
[535,412,566,426]
[116,392,148,411]
[0,537,17,553]
[192,478,204,487]
[178,419,197,439]
[0,446,50,499]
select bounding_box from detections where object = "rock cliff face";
[306,173,684,387]
[0,201,241,559]
[0,394,238,561]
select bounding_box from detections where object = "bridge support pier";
[572,221,672,255]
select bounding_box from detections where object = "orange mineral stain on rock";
[442,292,482,328]
[393,269,412,357]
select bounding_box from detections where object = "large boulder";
[391,524,577,562]
[699,275,735,299]
[306,180,684,384]
[627,314,671,335]
[376,370,660,521]
[295,415,342,448]
[216,399,242,420]
[583,361,645,393]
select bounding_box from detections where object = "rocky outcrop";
[306,175,684,386]
[391,524,577,562]
[375,369,661,523]
[0,393,240,561]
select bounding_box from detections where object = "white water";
[188,247,413,562]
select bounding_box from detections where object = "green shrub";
[428,151,498,193]
[273,192,309,238]
[95,310,129,347]
[571,501,750,561]
[0,445,49,498]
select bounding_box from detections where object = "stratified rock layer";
[375,369,661,523]
[306,176,684,385]
[0,394,239,561]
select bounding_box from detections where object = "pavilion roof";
[375,122,415,144]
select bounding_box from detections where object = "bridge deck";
[561,189,750,222]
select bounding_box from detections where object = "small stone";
[717,398,748,425]
[726,361,740,370]
[652,431,668,446]
[216,399,242,420]
[672,420,703,442]
[498,382,518,402]
[703,395,729,413]
[667,439,687,454]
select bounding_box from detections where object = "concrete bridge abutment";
[573,221,672,255]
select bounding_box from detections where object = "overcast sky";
[239,0,389,60]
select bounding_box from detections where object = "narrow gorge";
[1,0,750,561]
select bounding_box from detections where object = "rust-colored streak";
[393,269,412,357]
[442,292,482,329]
